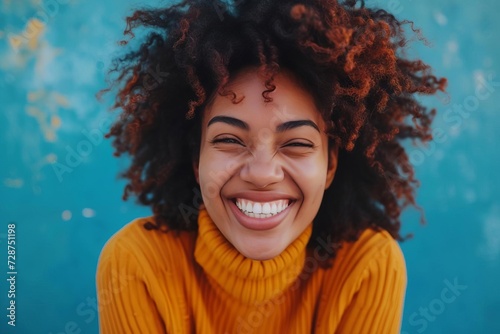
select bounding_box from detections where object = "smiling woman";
[96,0,446,333]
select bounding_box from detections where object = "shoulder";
[337,228,406,272]
[315,229,407,332]
[97,216,198,276]
[324,228,407,288]
[316,228,407,323]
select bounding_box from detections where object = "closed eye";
[283,142,314,148]
[210,137,244,146]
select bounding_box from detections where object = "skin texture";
[194,67,337,260]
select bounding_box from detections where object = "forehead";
[203,67,323,125]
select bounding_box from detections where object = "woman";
[96,0,446,333]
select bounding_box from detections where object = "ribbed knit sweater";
[96,208,406,333]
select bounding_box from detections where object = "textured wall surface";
[0,0,499,333]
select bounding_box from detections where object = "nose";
[239,149,284,189]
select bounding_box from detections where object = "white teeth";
[235,198,290,218]
[262,203,271,214]
[253,202,262,214]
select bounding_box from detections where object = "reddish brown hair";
[102,0,446,258]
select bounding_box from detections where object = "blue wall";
[1,0,499,333]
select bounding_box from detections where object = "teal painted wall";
[1,0,499,333]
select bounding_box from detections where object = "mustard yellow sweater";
[96,209,406,333]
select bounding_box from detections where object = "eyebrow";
[276,120,320,133]
[207,116,249,130]
[207,116,320,133]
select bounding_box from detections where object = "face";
[194,67,337,260]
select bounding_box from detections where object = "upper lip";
[228,191,296,202]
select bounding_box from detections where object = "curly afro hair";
[102,0,446,259]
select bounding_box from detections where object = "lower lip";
[229,200,292,231]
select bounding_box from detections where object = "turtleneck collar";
[194,208,312,304]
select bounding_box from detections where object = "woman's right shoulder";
[97,216,198,274]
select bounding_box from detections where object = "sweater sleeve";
[96,233,166,334]
[335,236,407,334]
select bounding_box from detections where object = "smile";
[235,198,290,219]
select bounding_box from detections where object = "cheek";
[285,156,329,198]
[198,152,241,199]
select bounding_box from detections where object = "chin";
[237,242,285,261]
[243,252,281,261]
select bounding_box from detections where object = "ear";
[192,160,200,184]
[325,145,338,190]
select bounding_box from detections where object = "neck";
[194,208,312,304]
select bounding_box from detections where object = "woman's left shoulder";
[355,228,405,259]
[333,227,407,276]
